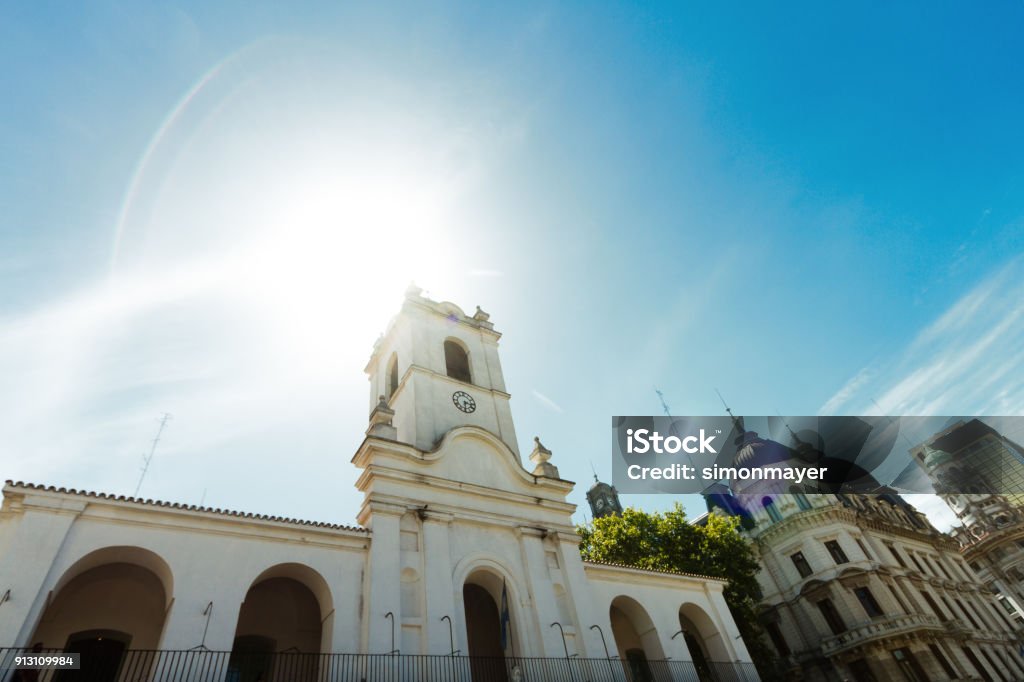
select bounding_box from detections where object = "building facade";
[914,420,1024,626]
[0,288,757,682]
[709,426,1024,682]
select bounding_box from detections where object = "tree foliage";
[578,504,784,681]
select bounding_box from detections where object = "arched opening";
[678,603,730,678]
[229,564,332,682]
[609,596,666,682]
[28,546,172,682]
[762,496,782,523]
[444,339,471,383]
[386,353,399,400]
[462,570,514,682]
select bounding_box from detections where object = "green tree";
[578,504,784,681]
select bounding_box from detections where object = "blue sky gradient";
[2,2,1023,529]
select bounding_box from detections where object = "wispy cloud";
[821,256,1024,416]
[531,389,563,413]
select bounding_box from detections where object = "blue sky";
[2,2,1023,531]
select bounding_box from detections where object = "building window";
[921,591,948,622]
[956,599,980,629]
[791,551,813,578]
[825,540,849,565]
[763,621,790,656]
[909,553,926,574]
[961,647,993,682]
[855,538,873,560]
[386,353,399,399]
[887,584,910,614]
[816,599,847,635]
[887,544,907,568]
[979,648,1002,682]
[788,486,812,511]
[763,497,783,523]
[891,648,928,681]
[854,587,884,618]
[847,659,877,682]
[927,644,958,679]
[444,339,471,383]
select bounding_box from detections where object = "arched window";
[789,486,812,511]
[444,340,471,383]
[762,497,782,523]
[386,353,399,399]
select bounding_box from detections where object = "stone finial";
[367,395,397,439]
[471,305,494,330]
[405,283,423,299]
[530,437,560,479]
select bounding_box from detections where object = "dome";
[922,444,953,471]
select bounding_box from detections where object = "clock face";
[452,390,477,413]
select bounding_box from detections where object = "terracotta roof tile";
[4,481,369,534]
[583,559,725,582]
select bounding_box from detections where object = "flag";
[499,579,511,651]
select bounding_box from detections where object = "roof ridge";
[4,480,369,534]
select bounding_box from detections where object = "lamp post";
[384,612,399,654]
[440,615,460,656]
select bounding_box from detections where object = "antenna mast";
[135,413,172,497]
[655,388,672,416]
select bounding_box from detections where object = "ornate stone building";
[709,425,1024,682]
[913,420,1024,627]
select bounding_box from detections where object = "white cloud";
[821,256,1024,416]
[903,494,960,533]
[531,389,563,413]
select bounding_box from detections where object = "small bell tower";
[365,286,521,456]
[587,475,623,519]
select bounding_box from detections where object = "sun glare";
[220,171,457,375]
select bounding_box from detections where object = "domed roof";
[922,444,953,471]
[734,432,794,468]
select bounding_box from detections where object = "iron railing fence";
[0,648,760,682]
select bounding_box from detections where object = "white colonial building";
[0,287,756,681]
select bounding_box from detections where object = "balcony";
[0,648,762,682]
[821,613,944,656]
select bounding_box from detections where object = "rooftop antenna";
[655,388,672,416]
[135,413,172,497]
[715,388,745,435]
[590,461,599,483]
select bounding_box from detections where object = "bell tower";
[365,286,521,456]
[587,476,623,519]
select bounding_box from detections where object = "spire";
[715,389,745,439]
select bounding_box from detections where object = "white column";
[555,535,606,658]
[516,528,564,658]
[704,584,751,663]
[362,504,403,654]
[422,512,457,655]
[0,501,83,647]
